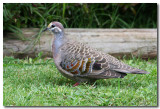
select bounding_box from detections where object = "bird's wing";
[59,41,149,79]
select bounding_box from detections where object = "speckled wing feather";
[59,41,149,79]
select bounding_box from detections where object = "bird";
[43,21,150,86]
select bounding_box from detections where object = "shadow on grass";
[95,75,150,89]
[48,73,149,89]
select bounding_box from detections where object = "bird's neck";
[52,32,66,58]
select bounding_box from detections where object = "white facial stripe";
[50,27,62,32]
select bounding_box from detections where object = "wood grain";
[3,28,157,59]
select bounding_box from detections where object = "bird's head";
[43,21,64,34]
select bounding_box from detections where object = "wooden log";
[3,28,157,59]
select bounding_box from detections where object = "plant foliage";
[3,3,157,32]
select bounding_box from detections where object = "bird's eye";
[51,24,55,28]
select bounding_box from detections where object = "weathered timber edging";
[3,28,157,59]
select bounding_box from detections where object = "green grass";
[3,56,157,106]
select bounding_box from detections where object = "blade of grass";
[62,3,66,19]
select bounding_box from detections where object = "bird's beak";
[42,28,48,32]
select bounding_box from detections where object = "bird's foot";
[73,82,80,87]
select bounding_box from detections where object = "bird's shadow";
[51,76,147,89]
[40,70,149,88]
[52,77,75,86]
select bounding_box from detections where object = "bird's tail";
[113,68,150,74]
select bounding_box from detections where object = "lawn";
[3,56,157,106]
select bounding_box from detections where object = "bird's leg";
[73,82,80,87]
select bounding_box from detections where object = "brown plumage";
[43,21,150,86]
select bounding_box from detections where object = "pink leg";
[73,82,80,87]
